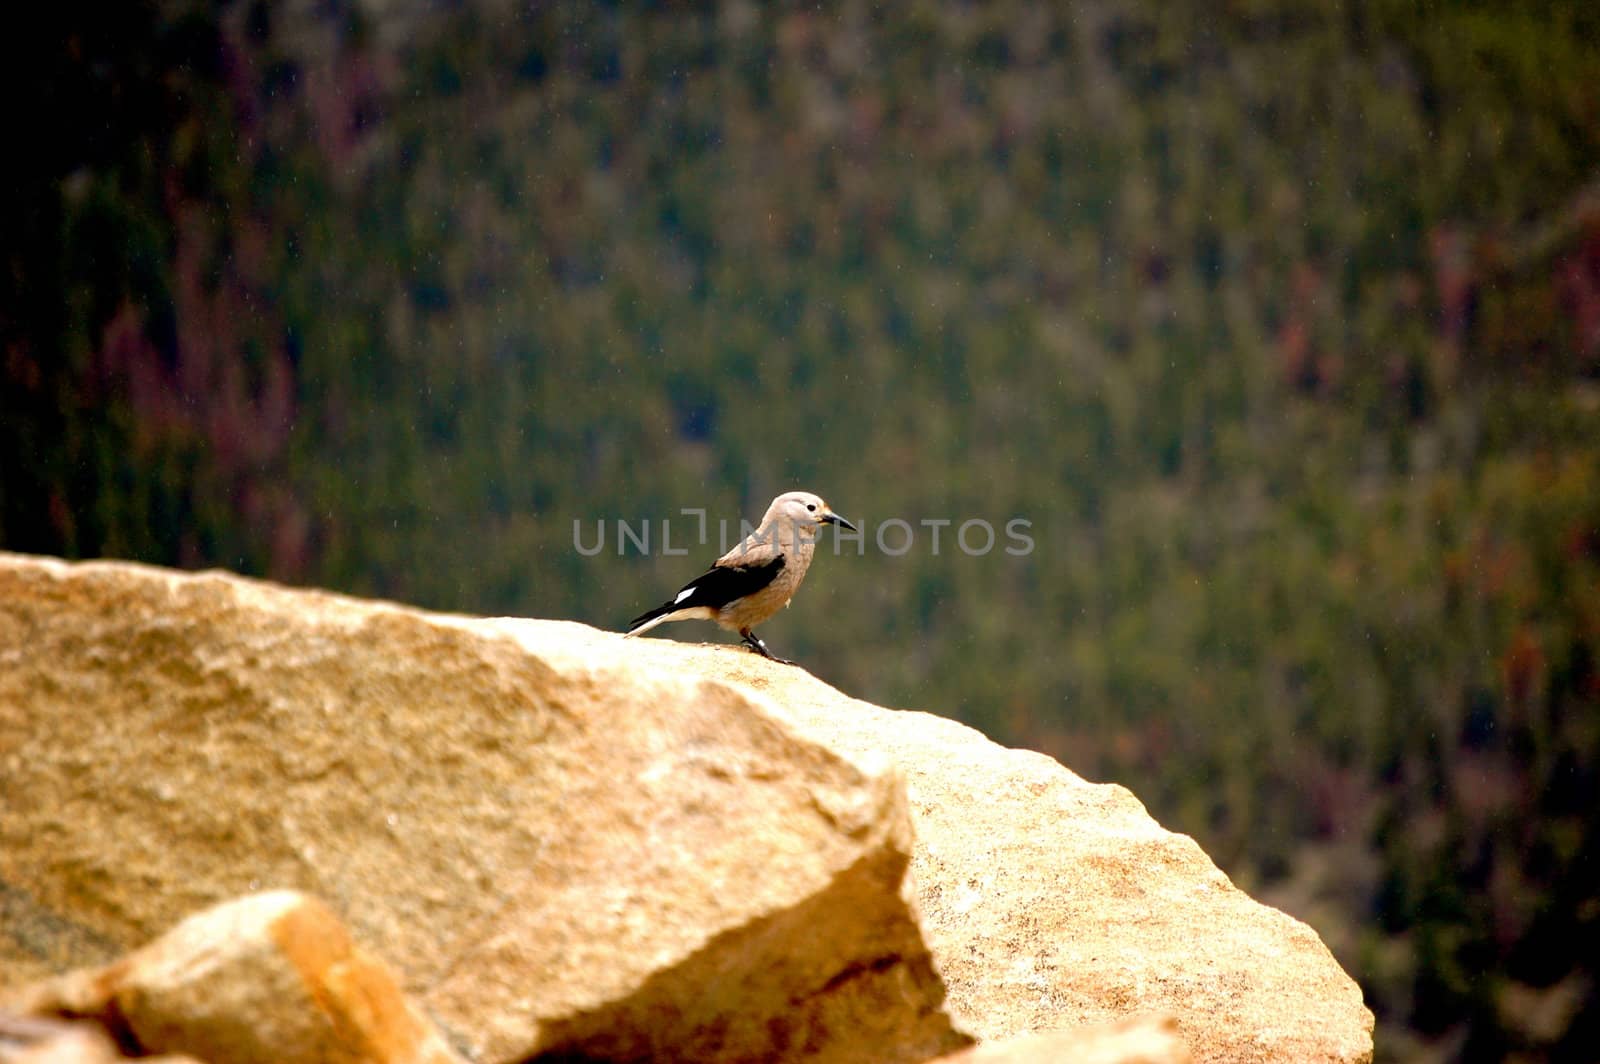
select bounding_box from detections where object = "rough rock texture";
[589,634,1376,1064]
[929,1016,1191,1064]
[0,552,1374,1063]
[4,891,461,1064]
[0,553,963,1063]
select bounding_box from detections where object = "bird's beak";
[820,510,858,533]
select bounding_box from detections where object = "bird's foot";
[740,629,796,666]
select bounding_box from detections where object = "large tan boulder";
[598,635,1376,1064]
[0,552,1373,1062]
[5,891,462,1064]
[0,553,964,1063]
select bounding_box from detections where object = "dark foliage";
[4,2,1598,1058]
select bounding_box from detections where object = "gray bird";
[625,490,858,664]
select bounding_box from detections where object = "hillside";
[3,2,1598,1058]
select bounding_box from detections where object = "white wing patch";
[674,587,696,604]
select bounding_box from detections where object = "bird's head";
[767,491,858,534]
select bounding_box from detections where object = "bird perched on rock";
[626,490,857,664]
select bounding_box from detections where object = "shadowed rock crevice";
[528,847,967,1063]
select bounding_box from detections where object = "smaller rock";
[3,892,463,1064]
[930,1016,1191,1064]
[0,1013,198,1064]
[0,1015,122,1064]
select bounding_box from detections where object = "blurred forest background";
[3,1,1598,1059]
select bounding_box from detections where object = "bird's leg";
[739,628,795,666]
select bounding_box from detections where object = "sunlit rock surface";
[0,553,961,1063]
[0,552,1371,1062]
[590,628,1375,1064]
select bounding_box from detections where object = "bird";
[625,490,858,665]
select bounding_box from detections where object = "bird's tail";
[626,602,679,637]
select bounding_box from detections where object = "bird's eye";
[806,504,816,512]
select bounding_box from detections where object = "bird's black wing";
[628,555,786,631]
